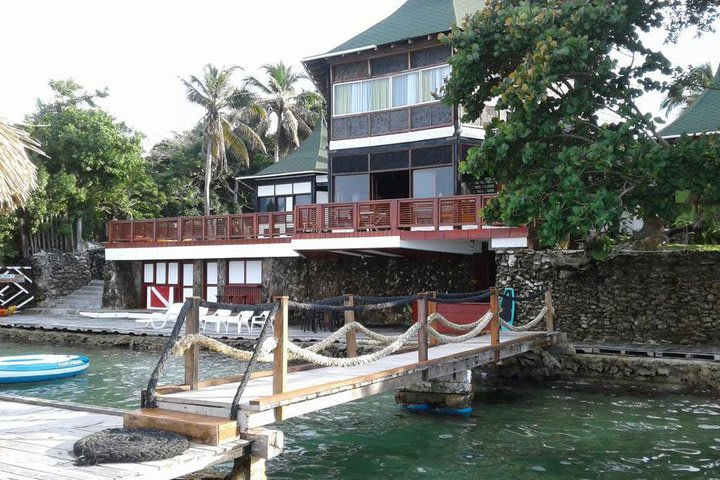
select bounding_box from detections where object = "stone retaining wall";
[264,255,476,324]
[479,351,720,392]
[31,252,92,303]
[103,260,143,309]
[495,250,720,344]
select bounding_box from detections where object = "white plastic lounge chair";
[202,309,231,333]
[136,303,184,329]
[225,310,253,333]
[249,310,271,334]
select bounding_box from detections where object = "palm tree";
[245,62,323,162]
[661,63,715,116]
[181,65,266,216]
[0,118,41,213]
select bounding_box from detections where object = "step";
[124,408,239,446]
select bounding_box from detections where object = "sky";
[2,0,719,150]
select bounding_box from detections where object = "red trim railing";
[107,194,495,244]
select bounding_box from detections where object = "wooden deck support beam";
[427,291,438,347]
[185,297,200,390]
[545,290,555,332]
[273,296,289,421]
[417,293,429,362]
[490,289,500,361]
[344,294,357,358]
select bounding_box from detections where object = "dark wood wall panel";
[411,104,453,130]
[370,151,410,171]
[332,155,369,173]
[411,45,451,69]
[370,53,409,76]
[411,145,453,168]
[369,109,410,136]
[332,115,369,139]
[333,61,369,82]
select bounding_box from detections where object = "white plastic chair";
[249,310,271,334]
[201,309,231,333]
[135,303,184,329]
[225,310,253,333]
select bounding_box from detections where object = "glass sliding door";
[413,166,455,198]
[334,174,370,202]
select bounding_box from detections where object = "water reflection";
[2,340,720,478]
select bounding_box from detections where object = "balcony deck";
[107,195,527,251]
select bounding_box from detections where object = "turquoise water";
[2,340,720,479]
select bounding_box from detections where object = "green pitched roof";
[326,0,485,55]
[244,119,327,180]
[661,64,720,137]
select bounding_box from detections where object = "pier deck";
[154,331,559,431]
[0,395,249,480]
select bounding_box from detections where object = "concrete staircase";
[29,280,104,315]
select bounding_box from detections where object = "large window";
[413,166,455,198]
[333,65,451,116]
[334,174,369,202]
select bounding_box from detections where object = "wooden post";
[273,296,289,421]
[490,289,500,361]
[344,294,357,358]
[185,297,200,390]
[427,292,438,347]
[417,293,428,362]
[545,290,555,333]
[192,260,204,299]
[217,259,227,304]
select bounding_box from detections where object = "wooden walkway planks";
[157,331,558,431]
[0,397,250,480]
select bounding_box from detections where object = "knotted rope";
[285,322,421,367]
[426,311,493,344]
[500,306,548,332]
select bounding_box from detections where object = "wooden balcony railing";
[107,195,496,244]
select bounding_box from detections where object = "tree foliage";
[26,80,160,236]
[245,62,324,162]
[444,0,720,255]
[181,65,267,216]
[661,62,716,115]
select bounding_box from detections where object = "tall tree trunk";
[204,147,213,216]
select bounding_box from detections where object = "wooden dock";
[0,395,250,480]
[150,331,558,432]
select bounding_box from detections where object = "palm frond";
[0,119,41,212]
[233,121,267,155]
[222,119,250,166]
[244,76,274,96]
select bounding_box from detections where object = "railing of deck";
[108,194,496,244]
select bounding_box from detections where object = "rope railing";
[143,286,555,418]
[288,295,420,312]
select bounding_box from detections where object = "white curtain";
[334,82,364,115]
[420,66,451,103]
[392,72,419,107]
[364,78,389,111]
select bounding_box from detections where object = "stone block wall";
[264,255,476,325]
[88,248,106,280]
[103,260,143,309]
[495,250,720,344]
[31,252,92,303]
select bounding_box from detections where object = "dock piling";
[185,296,200,390]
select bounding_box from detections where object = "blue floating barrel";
[0,354,89,384]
